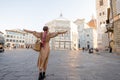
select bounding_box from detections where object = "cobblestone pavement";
[0,49,120,80]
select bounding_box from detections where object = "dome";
[55,13,69,21]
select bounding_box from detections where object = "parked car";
[0,35,5,52]
[0,43,4,52]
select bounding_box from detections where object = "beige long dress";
[36,32,58,71]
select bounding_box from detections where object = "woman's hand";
[64,30,67,33]
[58,30,68,34]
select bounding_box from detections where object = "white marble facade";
[4,29,36,48]
[74,19,97,49]
[45,15,78,50]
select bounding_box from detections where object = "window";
[87,41,90,43]
[74,44,76,46]
[6,39,9,42]
[99,0,103,6]
[22,40,24,43]
[11,35,13,38]
[100,22,102,25]
[7,35,10,37]
[19,40,21,43]
[87,34,89,37]
[13,40,15,42]
[103,21,105,24]
[16,40,18,42]
[99,13,101,16]
[103,12,105,15]
[10,39,12,42]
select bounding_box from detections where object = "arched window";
[99,0,103,6]
[87,34,89,37]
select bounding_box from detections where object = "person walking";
[24,26,67,80]
[109,46,112,53]
[82,47,85,52]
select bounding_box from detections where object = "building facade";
[114,0,120,53]
[24,33,37,48]
[116,0,120,13]
[96,0,110,50]
[4,29,36,49]
[0,31,5,44]
[74,18,97,49]
[45,14,78,50]
[0,31,4,36]
[106,0,120,53]
[87,17,98,49]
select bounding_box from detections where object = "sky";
[0,0,96,32]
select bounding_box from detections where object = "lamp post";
[105,0,115,53]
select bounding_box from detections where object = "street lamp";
[105,0,114,33]
[105,23,113,33]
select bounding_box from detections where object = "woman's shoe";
[43,72,46,79]
[38,72,43,80]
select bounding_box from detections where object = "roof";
[87,19,97,29]
[0,31,3,34]
[5,29,26,34]
[74,18,85,25]
[45,13,70,26]
[55,13,69,21]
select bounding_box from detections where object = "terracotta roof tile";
[87,19,97,29]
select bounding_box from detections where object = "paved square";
[0,49,120,80]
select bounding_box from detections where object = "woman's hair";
[43,26,48,31]
[41,26,48,47]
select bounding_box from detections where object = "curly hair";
[43,26,48,31]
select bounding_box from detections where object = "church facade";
[45,14,78,50]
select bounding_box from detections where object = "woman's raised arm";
[58,30,67,34]
[24,29,35,33]
[24,29,42,38]
[50,30,67,38]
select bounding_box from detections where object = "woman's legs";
[43,57,48,72]
[38,71,42,80]
[38,56,48,79]
[38,55,44,80]
[38,48,50,79]
[42,57,49,78]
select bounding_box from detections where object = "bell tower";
[96,0,110,50]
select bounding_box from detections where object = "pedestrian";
[95,48,99,52]
[89,48,93,54]
[24,26,67,80]
[109,46,112,53]
[82,47,85,52]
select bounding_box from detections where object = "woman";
[24,26,67,80]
